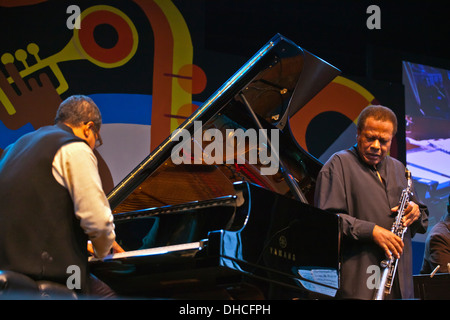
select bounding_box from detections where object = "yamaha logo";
[268,235,295,261]
[279,235,287,248]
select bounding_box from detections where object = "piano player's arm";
[88,240,125,256]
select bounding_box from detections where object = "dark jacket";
[0,124,89,291]
[421,212,450,274]
[315,145,428,299]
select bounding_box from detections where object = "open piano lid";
[107,33,341,213]
[95,34,342,299]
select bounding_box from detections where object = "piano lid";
[108,34,340,213]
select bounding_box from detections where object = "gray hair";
[357,105,398,135]
[54,95,102,130]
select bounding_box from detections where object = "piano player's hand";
[87,240,125,257]
[112,241,125,253]
[87,241,94,256]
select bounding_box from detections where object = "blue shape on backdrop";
[89,93,152,125]
[0,93,153,150]
[0,122,35,150]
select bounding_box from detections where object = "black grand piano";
[90,34,342,299]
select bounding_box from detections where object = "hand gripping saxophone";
[373,168,413,300]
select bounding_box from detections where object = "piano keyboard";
[89,241,205,262]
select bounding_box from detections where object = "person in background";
[0,95,116,297]
[315,105,428,299]
[421,194,450,274]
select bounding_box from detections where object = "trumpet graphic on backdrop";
[1,5,138,117]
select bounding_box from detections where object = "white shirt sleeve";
[52,141,115,259]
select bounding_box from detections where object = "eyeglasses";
[85,121,103,148]
[91,126,103,148]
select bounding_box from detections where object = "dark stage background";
[1,0,449,278]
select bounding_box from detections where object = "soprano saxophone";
[373,168,413,300]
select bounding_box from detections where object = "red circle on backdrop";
[78,10,134,64]
[177,64,207,94]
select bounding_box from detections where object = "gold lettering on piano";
[269,247,296,261]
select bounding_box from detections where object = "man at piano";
[314,105,428,299]
[0,95,117,297]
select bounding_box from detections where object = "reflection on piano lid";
[91,34,342,299]
[107,33,341,211]
[90,241,205,262]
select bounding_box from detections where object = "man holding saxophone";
[315,105,428,300]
